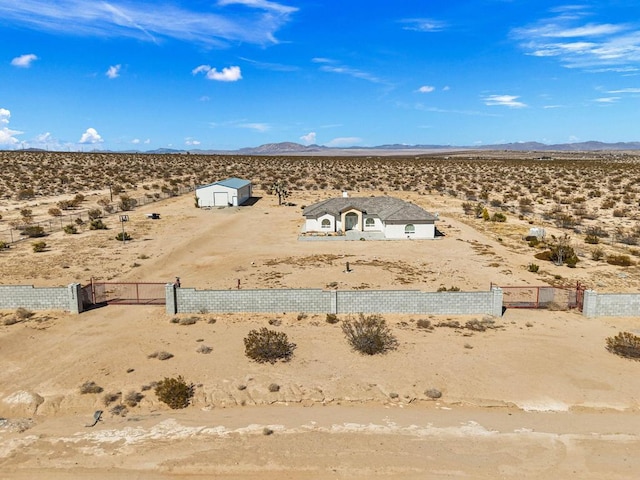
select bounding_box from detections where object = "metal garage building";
[195,177,252,208]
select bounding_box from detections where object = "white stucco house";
[195,178,252,208]
[302,196,438,239]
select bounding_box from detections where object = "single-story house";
[195,177,252,208]
[302,196,438,239]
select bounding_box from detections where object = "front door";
[345,212,358,230]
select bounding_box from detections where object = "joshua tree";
[269,180,289,206]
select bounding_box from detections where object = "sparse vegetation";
[325,313,339,324]
[148,351,174,360]
[341,313,398,355]
[32,241,47,252]
[606,332,640,360]
[244,327,296,363]
[154,376,194,409]
[80,381,104,394]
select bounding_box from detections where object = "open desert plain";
[1,151,640,479]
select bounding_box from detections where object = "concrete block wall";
[582,290,640,317]
[167,286,503,317]
[0,283,82,314]
[171,288,333,314]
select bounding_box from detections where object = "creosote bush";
[154,376,194,409]
[341,313,398,355]
[243,327,296,363]
[80,381,104,394]
[606,332,640,359]
[32,241,47,253]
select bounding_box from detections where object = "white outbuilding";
[195,177,252,208]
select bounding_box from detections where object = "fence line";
[0,185,193,245]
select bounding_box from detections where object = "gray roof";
[197,177,251,190]
[303,196,437,223]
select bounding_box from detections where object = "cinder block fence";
[582,290,640,317]
[166,284,504,317]
[0,283,82,314]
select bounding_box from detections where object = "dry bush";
[124,390,144,407]
[103,392,121,406]
[244,327,296,363]
[155,376,193,409]
[606,254,634,266]
[268,383,280,392]
[148,351,174,360]
[80,381,104,394]
[196,344,212,354]
[416,318,433,329]
[606,332,640,359]
[341,314,398,355]
[325,313,339,324]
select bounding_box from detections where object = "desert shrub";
[244,327,296,363]
[148,351,174,360]
[32,241,47,252]
[491,212,506,222]
[118,195,137,211]
[268,383,280,392]
[90,219,107,230]
[155,376,193,409]
[115,232,132,241]
[196,344,212,354]
[16,187,35,200]
[15,307,34,320]
[297,312,308,321]
[110,404,128,417]
[23,226,45,238]
[63,224,78,234]
[592,247,605,261]
[528,263,539,273]
[585,234,600,244]
[48,207,62,216]
[103,392,121,406]
[606,254,633,266]
[341,314,398,355]
[437,286,460,292]
[88,208,102,220]
[606,332,640,359]
[325,313,339,324]
[80,381,104,394]
[124,390,144,407]
[0,241,6,250]
[179,316,198,326]
[416,318,432,329]
[425,388,442,399]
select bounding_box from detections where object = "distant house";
[302,196,438,239]
[195,178,252,207]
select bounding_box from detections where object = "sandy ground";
[1,189,640,478]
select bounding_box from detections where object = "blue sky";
[2,0,640,151]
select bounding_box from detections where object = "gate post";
[165,283,177,315]
[491,286,503,317]
[68,283,83,314]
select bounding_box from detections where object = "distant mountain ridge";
[71,140,640,155]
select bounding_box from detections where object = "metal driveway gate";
[494,282,586,311]
[82,280,166,307]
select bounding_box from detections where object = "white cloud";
[0,0,297,47]
[607,88,640,93]
[400,18,447,33]
[239,122,270,132]
[513,9,640,69]
[326,137,362,147]
[11,53,38,68]
[319,64,382,84]
[131,138,140,144]
[185,138,201,146]
[443,86,450,91]
[79,127,103,144]
[106,64,121,79]
[192,65,242,82]
[418,85,435,93]
[300,132,316,144]
[0,108,23,146]
[594,97,619,103]
[483,94,527,108]
[0,108,10,124]
[144,138,151,144]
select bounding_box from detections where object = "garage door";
[213,192,228,206]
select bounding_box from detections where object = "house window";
[365,218,375,228]
[404,224,415,234]
[321,219,331,229]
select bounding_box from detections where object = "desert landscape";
[1,150,640,479]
